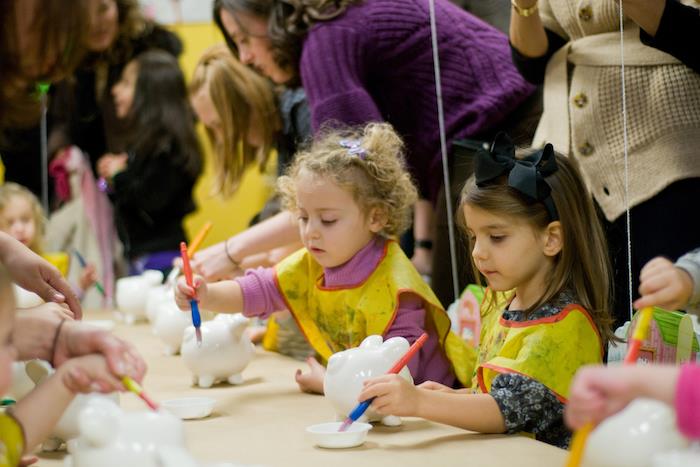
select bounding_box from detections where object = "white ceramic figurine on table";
[324,335,413,426]
[181,314,254,388]
[116,270,164,324]
[146,284,173,323]
[152,297,191,355]
[583,398,688,467]
[65,398,199,467]
[13,284,43,308]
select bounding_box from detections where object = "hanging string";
[618,3,633,322]
[39,85,50,214]
[428,0,459,302]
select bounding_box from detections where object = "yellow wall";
[171,23,273,248]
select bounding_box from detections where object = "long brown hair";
[213,0,362,80]
[189,45,279,197]
[0,0,89,129]
[459,151,614,344]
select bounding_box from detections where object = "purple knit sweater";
[235,236,455,386]
[300,0,535,202]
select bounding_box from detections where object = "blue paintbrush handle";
[348,399,373,422]
[73,249,87,268]
[190,299,201,327]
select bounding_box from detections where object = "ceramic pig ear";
[381,336,410,361]
[359,335,383,349]
[229,317,247,340]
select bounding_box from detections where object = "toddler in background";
[176,123,471,394]
[0,183,96,299]
[359,134,614,448]
[97,49,202,275]
[0,264,118,467]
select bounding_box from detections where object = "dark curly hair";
[213,0,362,81]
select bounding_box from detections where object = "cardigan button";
[573,93,588,108]
[579,142,594,156]
[579,6,593,21]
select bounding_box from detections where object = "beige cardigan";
[534,0,700,221]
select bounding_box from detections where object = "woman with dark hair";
[96,50,202,274]
[49,0,183,172]
[195,0,540,308]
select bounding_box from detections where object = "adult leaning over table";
[196,0,540,308]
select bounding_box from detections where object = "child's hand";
[418,380,457,393]
[96,152,128,179]
[58,354,124,394]
[78,264,97,291]
[294,357,326,394]
[359,374,421,417]
[634,256,693,311]
[174,274,206,311]
[21,302,75,320]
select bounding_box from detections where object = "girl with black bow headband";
[360,134,614,448]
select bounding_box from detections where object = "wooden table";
[36,312,567,467]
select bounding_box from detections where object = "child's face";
[463,203,556,299]
[0,195,37,248]
[0,290,17,396]
[191,88,224,144]
[112,60,138,118]
[295,170,381,268]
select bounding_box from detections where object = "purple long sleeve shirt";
[299,0,535,202]
[235,236,455,386]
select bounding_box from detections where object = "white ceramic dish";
[306,421,372,449]
[161,397,216,420]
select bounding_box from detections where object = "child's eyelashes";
[490,235,506,243]
[321,219,337,226]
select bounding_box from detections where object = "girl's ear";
[368,206,388,233]
[542,221,563,257]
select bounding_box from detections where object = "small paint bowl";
[306,421,372,449]
[161,397,216,419]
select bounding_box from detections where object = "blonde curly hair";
[278,123,417,237]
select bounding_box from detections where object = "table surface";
[35,312,567,467]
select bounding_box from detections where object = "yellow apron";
[474,290,603,402]
[42,252,70,278]
[275,240,474,386]
[0,412,24,467]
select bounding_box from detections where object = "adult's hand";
[52,321,147,392]
[191,240,240,282]
[0,232,82,318]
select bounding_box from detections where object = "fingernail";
[90,382,102,392]
[115,361,126,375]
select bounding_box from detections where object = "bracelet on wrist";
[224,239,241,269]
[51,319,67,367]
[415,239,434,251]
[511,0,538,17]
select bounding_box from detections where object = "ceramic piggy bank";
[324,335,413,426]
[153,298,191,355]
[116,270,164,324]
[13,284,43,308]
[146,284,173,323]
[583,399,688,467]
[181,314,255,388]
[9,360,120,451]
[65,398,200,467]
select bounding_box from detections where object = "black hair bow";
[474,132,559,221]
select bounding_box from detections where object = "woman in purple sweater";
[205,0,538,307]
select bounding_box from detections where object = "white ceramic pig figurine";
[65,398,199,467]
[181,314,255,388]
[146,284,173,323]
[153,298,191,356]
[9,360,120,451]
[583,399,688,467]
[324,335,413,427]
[13,284,43,308]
[116,270,164,324]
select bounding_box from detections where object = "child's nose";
[471,239,487,260]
